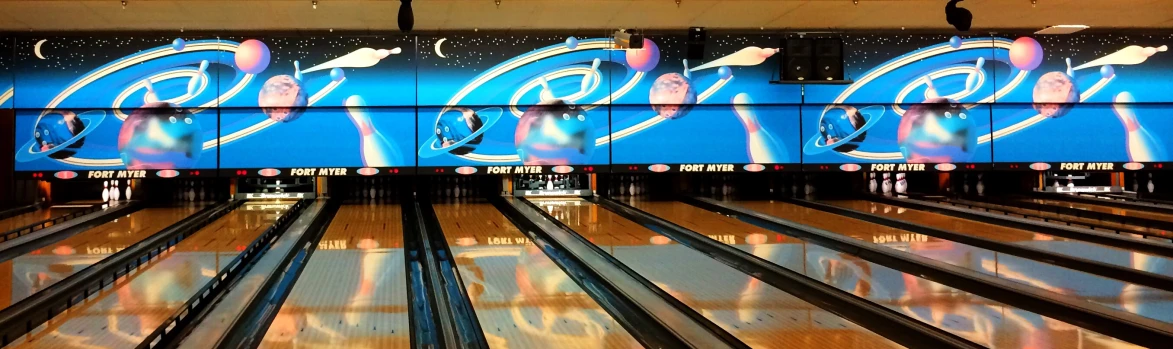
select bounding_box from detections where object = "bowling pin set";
[173,180,216,202]
[429,177,480,198]
[348,177,408,200]
[608,175,651,197]
[518,175,585,192]
[868,173,908,195]
[100,180,132,203]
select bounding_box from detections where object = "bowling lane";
[0,207,84,232]
[632,199,1142,348]
[0,205,203,310]
[945,198,1163,237]
[1016,197,1173,222]
[536,198,903,349]
[433,200,641,349]
[260,204,410,348]
[4,201,295,349]
[736,200,1173,327]
[824,199,1173,276]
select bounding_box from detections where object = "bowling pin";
[187,60,209,96]
[111,180,121,201]
[368,179,376,199]
[691,46,778,71]
[1074,45,1167,70]
[547,176,554,190]
[1065,57,1075,78]
[199,183,205,201]
[732,93,787,163]
[868,173,878,193]
[581,58,601,93]
[976,174,985,196]
[965,57,984,93]
[922,75,940,100]
[538,77,555,101]
[345,96,404,167]
[629,179,636,196]
[682,59,691,79]
[895,173,907,194]
[1113,92,1168,162]
[446,178,454,197]
[1148,173,1156,193]
[881,173,892,194]
[125,182,132,201]
[293,60,303,81]
[299,47,397,74]
[102,181,110,202]
[455,179,462,198]
[143,79,159,104]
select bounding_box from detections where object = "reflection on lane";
[5,201,295,349]
[434,200,639,349]
[1019,197,1173,222]
[261,204,409,348]
[797,199,1173,325]
[949,198,1163,237]
[689,199,1142,349]
[533,198,903,349]
[828,199,1173,280]
[0,207,82,231]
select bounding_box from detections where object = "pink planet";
[235,39,271,74]
[625,39,660,72]
[1009,37,1043,71]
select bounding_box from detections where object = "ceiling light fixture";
[495,0,502,8]
[399,0,414,33]
[945,0,972,32]
[312,0,318,9]
[121,1,127,9]
[1031,0,1037,7]
[853,0,859,5]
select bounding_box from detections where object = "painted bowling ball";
[897,98,977,163]
[819,106,868,152]
[33,111,86,159]
[117,102,202,169]
[258,75,308,123]
[515,99,595,165]
[648,73,696,119]
[1032,71,1080,118]
[436,108,486,155]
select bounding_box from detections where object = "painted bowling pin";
[965,57,984,93]
[538,77,556,101]
[345,95,404,167]
[300,47,398,74]
[868,173,878,193]
[187,60,209,96]
[732,93,788,163]
[691,46,778,71]
[1113,92,1168,162]
[1074,45,1167,70]
[922,75,940,100]
[143,79,159,104]
[293,60,303,81]
[881,173,892,194]
[581,58,601,92]
[1065,57,1075,78]
[682,59,691,79]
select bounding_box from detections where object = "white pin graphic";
[294,60,303,81]
[538,77,555,102]
[682,59,691,79]
[690,46,778,72]
[300,47,400,74]
[345,95,404,167]
[923,75,940,100]
[731,93,787,163]
[580,58,601,93]
[1065,57,1074,78]
[143,79,159,104]
[965,57,984,93]
[187,59,209,96]
[1074,45,1168,70]
[1112,92,1168,162]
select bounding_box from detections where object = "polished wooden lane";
[0,208,83,232]
[4,202,294,349]
[260,203,410,349]
[0,205,202,310]
[825,199,1173,276]
[433,200,640,349]
[538,198,904,349]
[733,199,1165,348]
[1017,197,1173,222]
[948,199,1164,237]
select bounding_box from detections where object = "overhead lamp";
[945,0,972,31]
[399,0,414,33]
[121,1,127,9]
[312,0,317,9]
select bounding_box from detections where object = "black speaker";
[687,27,706,60]
[629,34,644,49]
[782,38,813,81]
[814,38,844,81]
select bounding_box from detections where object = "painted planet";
[1009,37,1043,71]
[625,38,660,72]
[949,36,962,49]
[648,73,696,119]
[1100,65,1115,79]
[258,75,308,122]
[330,67,345,81]
[235,39,271,74]
[117,102,202,169]
[172,38,186,51]
[1032,71,1080,118]
[565,36,579,50]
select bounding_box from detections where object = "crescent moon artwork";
[33,39,47,60]
[434,38,448,59]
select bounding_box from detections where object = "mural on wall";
[801,34,997,170]
[12,37,222,176]
[989,33,1173,169]
[215,36,417,176]
[608,34,801,172]
[0,37,11,109]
